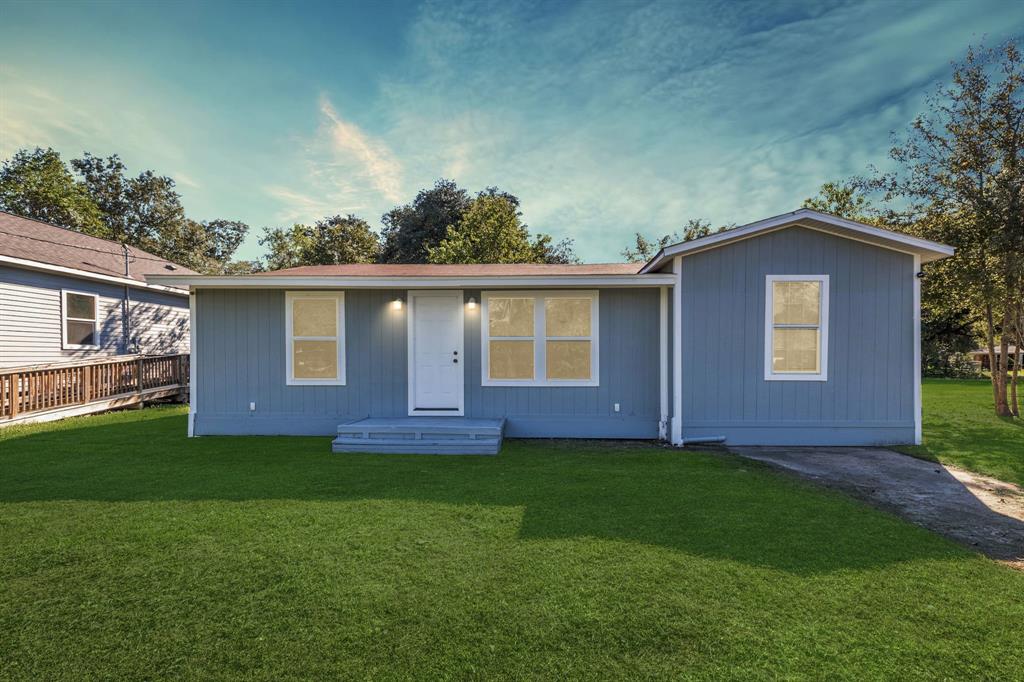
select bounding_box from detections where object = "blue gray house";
[0,211,192,368]
[149,209,953,452]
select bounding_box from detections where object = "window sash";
[764,276,829,381]
[482,291,599,386]
[62,290,100,349]
[286,292,345,385]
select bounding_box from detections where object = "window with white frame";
[764,275,829,381]
[62,289,99,349]
[286,291,345,385]
[482,291,599,386]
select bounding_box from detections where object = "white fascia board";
[640,209,955,273]
[146,274,677,289]
[0,254,188,296]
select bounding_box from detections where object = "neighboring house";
[149,209,954,451]
[970,346,1019,371]
[0,211,194,368]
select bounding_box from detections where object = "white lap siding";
[0,265,188,368]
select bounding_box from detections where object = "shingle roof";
[0,210,196,286]
[256,263,643,277]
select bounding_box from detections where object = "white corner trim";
[407,290,465,416]
[0,254,188,295]
[763,275,830,382]
[640,208,955,273]
[60,288,101,350]
[285,291,346,386]
[659,286,669,441]
[480,290,600,387]
[671,257,682,445]
[188,292,197,438]
[913,255,922,445]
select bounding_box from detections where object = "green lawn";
[899,378,1024,486]
[1,408,1022,679]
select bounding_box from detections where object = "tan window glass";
[773,281,820,325]
[293,340,339,379]
[545,298,591,337]
[489,298,534,337]
[489,340,534,379]
[772,328,819,373]
[546,340,591,380]
[293,298,337,337]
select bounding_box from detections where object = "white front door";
[409,290,464,415]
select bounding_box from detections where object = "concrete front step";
[332,417,506,455]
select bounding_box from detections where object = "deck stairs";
[332,417,506,455]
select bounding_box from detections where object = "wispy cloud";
[266,95,404,226]
[365,0,1024,260]
[318,95,403,203]
[173,171,200,189]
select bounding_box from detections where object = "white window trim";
[61,289,100,350]
[481,290,599,387]
[285,291,346,386]
[763,275,829,382]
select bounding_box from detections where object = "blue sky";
[2,0,1023,263]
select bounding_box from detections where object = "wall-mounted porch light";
[392,297,403,310]
[467,297,477,310]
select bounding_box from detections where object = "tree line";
[0,153,578,273]
[259,181,577,269]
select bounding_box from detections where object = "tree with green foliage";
[428,194,540,264]
[622,219,727,262]
[159,218,255,273]
[70,153,185,251]
[380,179,472,263]
[802,181,882,223]
[0,148,106,235]
[860,42,1024,417]
[528,232,579,264]
[260,214,380,270]
[0,148,252,274]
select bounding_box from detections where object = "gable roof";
[640,208,955,273]
[0,210,194,293]
[256,263,642,277]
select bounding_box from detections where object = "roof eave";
[640,209,955,273]
[0,254,189,295]
[146,273,677,289]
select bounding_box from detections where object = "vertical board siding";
[194,288,662,437]
[0,265,189,368]
[679,227,915,445]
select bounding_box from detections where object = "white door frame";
[407,289,465,416]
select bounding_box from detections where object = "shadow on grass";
[0,410,969,575]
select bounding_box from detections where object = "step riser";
[332,441,501,455]
[335,417,506,455]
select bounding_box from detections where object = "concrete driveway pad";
[731,446,1024,567]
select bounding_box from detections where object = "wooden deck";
[0,353,189,427]
[333,417,506,455]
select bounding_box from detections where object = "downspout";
[123,244,133,354]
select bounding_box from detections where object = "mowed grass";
[2,407,1023,679]
[899,378,1024,486]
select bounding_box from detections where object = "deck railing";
[0,353,189,421]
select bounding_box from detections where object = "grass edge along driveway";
[1,406,1022,679]
[898,378,1024,487]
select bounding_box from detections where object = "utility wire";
[0,228,175,264]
